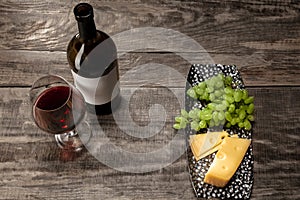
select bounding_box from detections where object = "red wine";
[36,86,70,110]
[67,3,120,115]
[33,86,85,134]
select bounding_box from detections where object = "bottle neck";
[77,19,97,41]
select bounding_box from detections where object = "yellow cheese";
[190,131,228,160]
[192,134,240,160]
[204,137,251,187]
[194,143,222,161]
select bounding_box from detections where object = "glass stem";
[55,130,83,151]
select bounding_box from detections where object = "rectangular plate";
[185,64,254,199]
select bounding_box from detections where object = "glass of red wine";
[30,75,90,151]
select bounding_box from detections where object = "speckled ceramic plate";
[185,64,254,199]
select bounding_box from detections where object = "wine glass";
[30,75,90,151]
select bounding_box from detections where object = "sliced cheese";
[190,131,228,160]
[195,143,222,161]
[204,137,251,187]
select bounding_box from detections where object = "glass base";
[55,131,82,152]
[54,121,91,152]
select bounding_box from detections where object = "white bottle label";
[71,67,119,105]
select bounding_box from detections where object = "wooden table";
[0,0,299,199]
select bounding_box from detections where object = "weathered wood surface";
[0,0,299,199]
[0,87,299,199]
[0,0,300,87]
[0,0,299,53]
[0,50,300,87]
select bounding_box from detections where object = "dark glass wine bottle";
[67,3,120,115]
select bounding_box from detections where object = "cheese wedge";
[194,143,222,161]
[190,131,228,160]
[204,137,251,187]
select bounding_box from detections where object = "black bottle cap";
[74,3,94,22]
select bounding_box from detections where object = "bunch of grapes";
[173,74,254,131]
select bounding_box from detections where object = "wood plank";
[251,87,300,200]
[0,0,299,53]
[0,0,299,199]
[0,50,299,87]
[0,87,299,199]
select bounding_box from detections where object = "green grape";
[189,109,200,120]
[173,123,181,130]
[205,79,212,88]
[191,121,200,131]
[207,103,216,110]
[239,110,246,120]
[202,91,209,101]
[173,74,255,131]
[247,115,255,121]
[215,75,224,88]
[228,104,235,113]
[225,122,231,128]
[209,93,216,101]
[207,86,214,93]
[203,114,212,121]
[188,110,195,119]
[199,120,207,129]
[198,109,204,118]
[239,105,247,111]
[179,119,187,129]
[199,110,205,120]
[238,121,244,128]
[234,90,243,102]
[203,109,213,118]
[210,76,218,85]
[200,109,212,121]
[215,80,223,89]
[225,111,232,121]
[247,103,254,114]
[214,119,222,126]
[231,118,237,125]
[181,109,189,118]
[202,108,212,115]
[213,99,222,104]
[245,96,254,104]
[212,111,219,123]
[214,89,223,98]
[216,104,227,111]
[224,94,234,104]
[198,82,206,89]
[225,76,233,86]
[224,87,234,95]
[242,89,248,100]
[195,87,205,96]
[222,100,229,108]
[187,88,197,99]
[234,117,241,124]
[244,119,252,130]
[229,96,235,104]
[218,111,225,121]
[175,116,182,123]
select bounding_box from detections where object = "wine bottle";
[67,3,120,115]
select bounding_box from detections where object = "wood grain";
[0,0,299,53]
[251,87,300,200]
[0,0,299,199]
[0,87,299,199]
[0,0,299,88]
[0,50,299,87]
